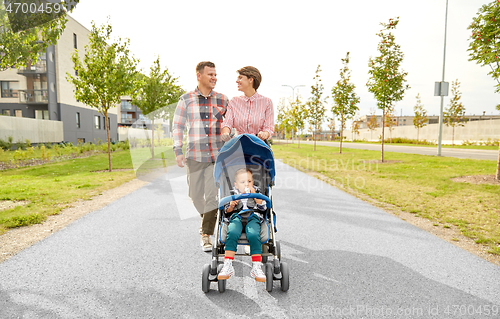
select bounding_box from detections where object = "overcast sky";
[70,0,499,126]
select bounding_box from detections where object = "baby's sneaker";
[218,259,234,280]
[250,262,266,282]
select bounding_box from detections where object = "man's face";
[234,171,254,193]
[197,66,217,90]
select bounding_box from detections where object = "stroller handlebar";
[218,193,272,211]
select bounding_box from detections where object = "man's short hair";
[196,61,216,74]
[237,66,262,90]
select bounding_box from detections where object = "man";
[172,61,228,252]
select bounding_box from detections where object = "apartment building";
[0,15,117,145]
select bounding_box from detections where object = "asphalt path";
[0,161,499,318]
[277,140,499,161]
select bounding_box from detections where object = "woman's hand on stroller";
[257,131,270,140]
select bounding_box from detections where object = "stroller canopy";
[214,134,275,187]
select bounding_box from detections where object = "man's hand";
[221,133,231,142]
[257,131,269,140]
[176,154,186,168]
[221,126,232,142]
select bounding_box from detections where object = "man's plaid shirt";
[172,88,228,162]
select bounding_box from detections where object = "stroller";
[201,134,290,293]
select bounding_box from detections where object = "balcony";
[17,60,47,74]
[19,89,48,104]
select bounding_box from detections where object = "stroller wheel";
[202,264,211,293]
[217,264,226,293]
[280,262,289,292]
[265,262,274,292]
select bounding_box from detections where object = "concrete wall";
[344,119,500,144]
[0,116,63,143]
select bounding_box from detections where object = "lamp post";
[282,84,305,142]
[436,0,449,156]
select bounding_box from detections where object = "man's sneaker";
[200,234,212,252]
[250,262,266,282]
[217,259,234,280]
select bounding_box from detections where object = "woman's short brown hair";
[237,66,261,90]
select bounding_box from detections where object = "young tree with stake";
[131,57,184,159]
[307,65,326,151]
[443,80,466,147]
[67,21,138,172]
[367,17,409,161]
[413,93,428,145]
[331,52,360,154]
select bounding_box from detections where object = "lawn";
[0,144,176,234]
[272,143,500,255]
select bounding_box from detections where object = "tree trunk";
[340,125,343,154]
[381,109,385,162]
[452,126,455,147]
[416,128,419,145]
[151,119,155,159]
[105,111,111,172]
[313,129,317,151]
[496,144,500,180]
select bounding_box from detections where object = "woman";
[221,66,274,142]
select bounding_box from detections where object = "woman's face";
[236,74,253,92]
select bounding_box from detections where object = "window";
[15,110,22,117]
[1,81,19,98]
[76,112,80,128]
[2,109,11,116]
[77,138,85,144]
[94,115,100,129]
[73,33,77,49]
[35,110,48,119]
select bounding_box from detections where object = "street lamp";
[436,0,449,156]
[282,84,305,142]
[282,84,305,102]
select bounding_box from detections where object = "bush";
[0,136,13,150]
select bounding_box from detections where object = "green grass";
[0,147,176,234]
[299,140,500,150]
[272,143,500,255]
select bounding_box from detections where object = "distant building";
[0,15,117,145]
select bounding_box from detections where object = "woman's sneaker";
[250,262,266,282]
[218,260,234,280]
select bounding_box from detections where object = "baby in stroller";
[217,168,267,282]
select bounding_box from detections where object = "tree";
[306,65,326,151]
[331,52,360,154]
[327,117,336,141]
[288,96,307,148]
[468,0,500,179]
[351,118,361,140]
[276,98,288,140]
[67,20,138,172]
[367,17,410,161]
[0,1,79,70]
[367,112,379,141]
[413,93,428,145]
[444,80,466,147]
[131,57,183,159]
[384,108,397,143]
